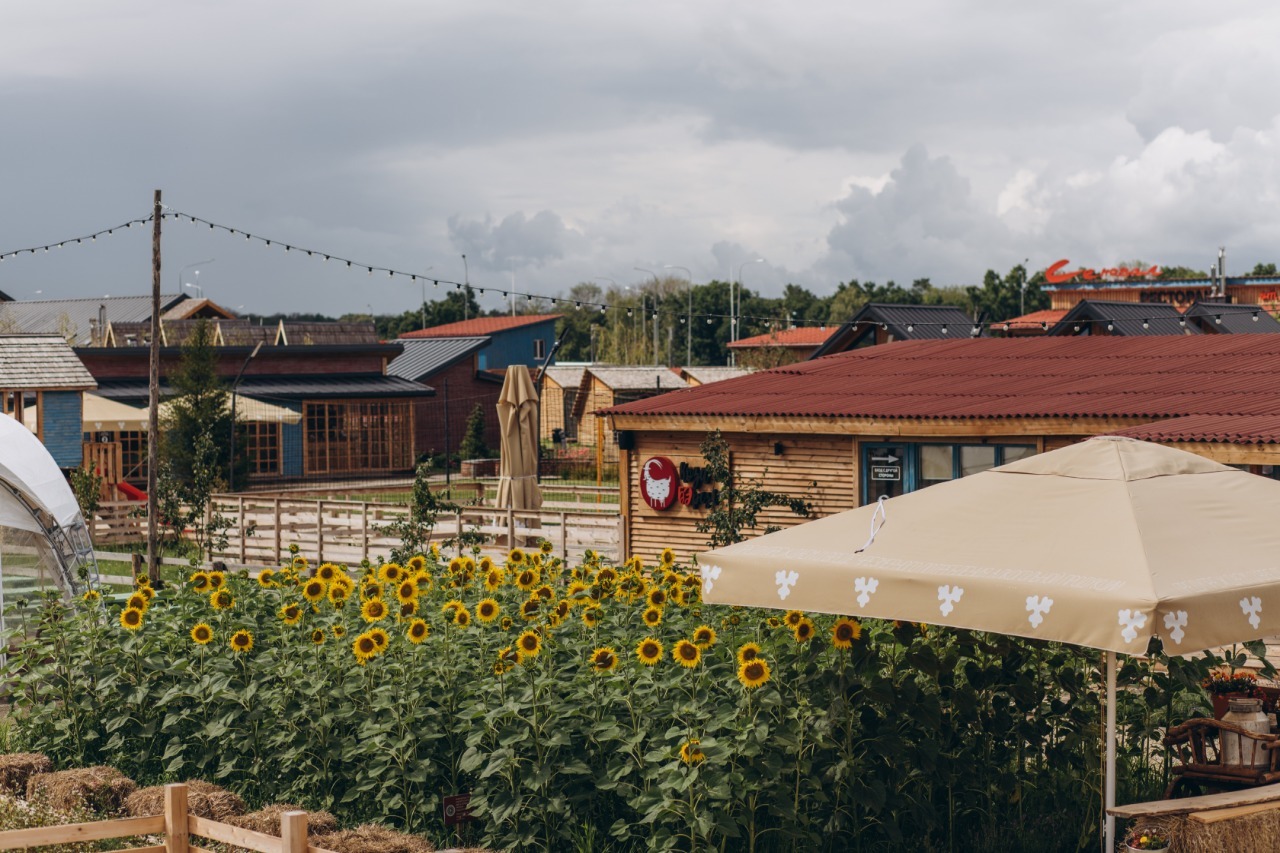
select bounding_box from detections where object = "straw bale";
[26,765,136,814]
[0,753,51,795]
[1125,807,1280,853]
[225,802,339,836]
[124,779,246,821]
[311,823,436,853]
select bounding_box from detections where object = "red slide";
[117,482,147,501]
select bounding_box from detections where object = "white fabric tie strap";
[855,496,887,554]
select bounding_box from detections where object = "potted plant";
[1202,669,1259,719]
[1123,826,1170,852]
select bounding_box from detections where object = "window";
[862,443,1040,504]
[534,338,546,359]
[919,445,954,487]
[304,400,413,475]
[960,446,997,477]
[245,422,281,476]
[119,431,147,482]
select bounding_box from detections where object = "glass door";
[863,444,908,503]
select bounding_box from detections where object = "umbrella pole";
[1104,650,1116,853]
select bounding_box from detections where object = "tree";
[695,430,813,548]
[554,282,606,362]
[381,462,462,564]
[1252,263,1278,276]
[459,404,491,460]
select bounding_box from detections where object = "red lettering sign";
[639,456,678,510]
[677,483,694,506]
[1045,259,1162,285]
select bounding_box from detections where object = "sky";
[2,1,1280,317]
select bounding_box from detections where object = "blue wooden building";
[398,314,561,371]
[0,335,97,468]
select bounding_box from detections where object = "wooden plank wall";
[625,431,854,564]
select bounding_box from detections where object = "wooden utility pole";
[146,190,161,584]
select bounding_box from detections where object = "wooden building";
[0,335,97,469]
[604,335,1280,562]
[387,337,502,459]
[399,314,561,371]
[573,366,687,447]
[727,327,832,368]
[540,365,586,442]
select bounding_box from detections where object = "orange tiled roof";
[728,326,833,349]
[1005,309,1069,329]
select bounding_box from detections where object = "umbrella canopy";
[496,365,542,510]
[697,436,1280,849]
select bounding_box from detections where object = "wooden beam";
[1108,781,1280,818]
[1156,443,1280,465]
[165,783,189,853]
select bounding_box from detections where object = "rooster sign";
[640,456,678,510]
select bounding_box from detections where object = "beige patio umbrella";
[496,365,542,510]
[697,436,1280,850]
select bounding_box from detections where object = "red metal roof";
[1005,309,1068,329]
[728,326,832,348]
[399,314,561,338]
[1109,414,1280,445]
[604,336,1280,421]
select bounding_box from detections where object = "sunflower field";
[3,544,1232,852]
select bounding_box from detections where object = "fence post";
[238,496,247,563]
[131,553,142,586]
[281,810,308,853]
[273,498,282,564]
[506,507,515,550]
[316,500,325,564]
[456,511,463,556]
[164,783,189,853]
[361,502,369,563]
[559,511,567,556]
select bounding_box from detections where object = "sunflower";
[361,598,389,623]
[210,590,235,611]
[120,607,144,631]
[642,607,663,628]
[737,642,762,664]
[317,563,339,582]
[515,569,538,592]
[531,584,551,601]
[507,547,526,565]
[82,589,101,604]
[139,586,155,602]
[647,587,667,608]
[767,616,782,629]
[230,630,254,653]
[565,581,588,603]
[554,600,571,620]
[784,609,804,628]
[407,618,430,644]
[328,586,349,608]
[483,569,503,592]
[207,571,226,590]
[399,600,418,618]
[832,617,862,649]
[494,646,518,674]
[134,573,151,588]
[257,568,278,589]
[738,658,772,689]
[333,624,347,639]
[413,572,433,592]
[302,579,327,603]
[632,637,661,667]
[360,581,382,601]
[454,608,472,628]
[374,563,399,584]
[126,592,148,612]
[440,599,464,619]
[352,632,378,663]
[792,617,816,643]
[292,555,308,571]
[520,598,541,620]
[589,646,618,673]
[369,627,390,649]
[407,554,427,572]
[582,609,601,628]
[396,580,418,603]
[516,630,542,660]
[596,566,618,585]
[679,739,706,765]
[189,571,211,592]
[476,598,500,623]
[672,639,701,668]
[190,623,213,645]
[279,603,303,625]
[500,616,514,631]
[660,547,676,565]
[692,624,717,649]
[310,629,326,646]
[727,613,742,627]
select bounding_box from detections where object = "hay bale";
[1176,804,1280,853]
[0,753,51,795]
[124,780,246,821]
[26,766,136,815]
[226,803,339,837]
[312,823,436,853]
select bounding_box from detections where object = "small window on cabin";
[534,339,546,359]
[1001,445,1035,464]
[919,445,954,487]
[960,445,997,477]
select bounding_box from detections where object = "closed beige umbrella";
[496,365,542,510]
[698,436,1280,849]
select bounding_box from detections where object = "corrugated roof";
[810,303,979,358]
[399,314,561,338]
[603,335,1280,421]
[1005,309,1068,330]
[681,366,756,385]
[584,366,687,392]
[387,337,488,381]
[1109,414,1280,444]
[1185,301,1280,334]
[1048,300,1198,336]
[0,335,96,389]
[94,374,433,403]
[0,294,187,345]
[279,322,379,345]
[728,327,832,348]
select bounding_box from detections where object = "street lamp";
[664,265,693,366]
[418,266,434,330]
[732,258,764,365]
[177,259,214,297]
[228,340,264,492]
[634,267,661,365]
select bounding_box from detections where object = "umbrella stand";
[1105,651,1116,853]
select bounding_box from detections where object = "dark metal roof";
[278,322,379,345]
[1048,300,1198,336]
[93,374,433,404]
[603,335,1280,421]
[387,337,488,381]
[810,303,979,358]
[1109,414,1280,445]
[1184,301,1280,334]
[0,294,186,345]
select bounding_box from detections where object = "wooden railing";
[0,783,331,853]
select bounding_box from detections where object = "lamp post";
[228,341,264,491]
[732,258,764,365]
[664,265,693,366]
[177,259,214,297]
[635,267,660,365]
[419,266,434,330]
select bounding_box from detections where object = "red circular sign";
[639,456,678,510]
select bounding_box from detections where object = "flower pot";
[1125,846,1168,853]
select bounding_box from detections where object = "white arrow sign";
[871,453,901,464]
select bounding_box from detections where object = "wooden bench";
[1163,717,1280,798]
